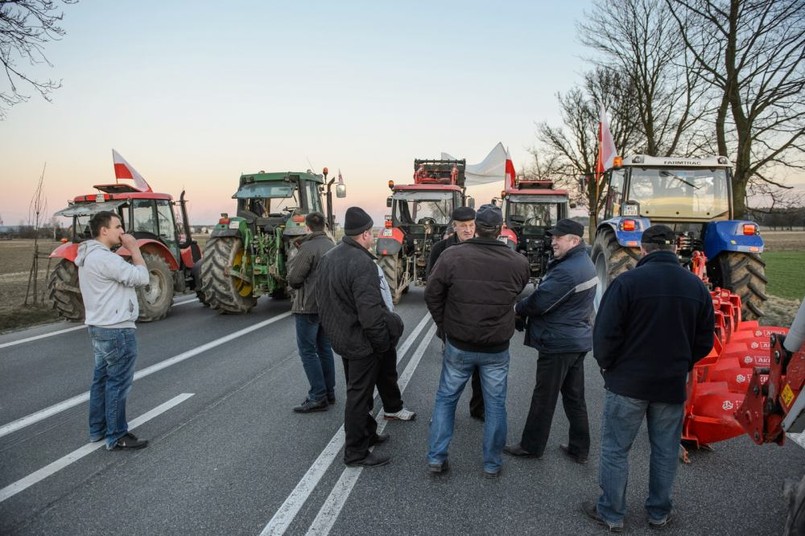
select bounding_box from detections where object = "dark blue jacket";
[515,243,597,354]
[593,250,715,404]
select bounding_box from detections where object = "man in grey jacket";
[75,211,150,450]
[287,212,336,413]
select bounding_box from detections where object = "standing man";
[582,225,714,532]
[425,204,530,478]
[426,206,485,421]
[75,211,150,450]
[287,212,336,413]
[316,207,405,467]
[504,219,597,464]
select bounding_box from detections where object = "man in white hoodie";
[75,211,150,450]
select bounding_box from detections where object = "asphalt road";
[1,287,803,536]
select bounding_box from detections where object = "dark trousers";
[376,348,404,413]
[342,354,380,464]
[520,351,590,457]
[469,369,484,416]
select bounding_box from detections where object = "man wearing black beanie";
[316,207,409,467]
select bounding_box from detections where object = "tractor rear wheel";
[590,227,640,311]
[48,259,84,321]
[201,237,257,313]
[137,253,174,322]
[712,252,767,320]
[378,254,405,305]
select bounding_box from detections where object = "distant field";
[764,251,805,301]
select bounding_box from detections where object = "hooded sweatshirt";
[75,240,150,328]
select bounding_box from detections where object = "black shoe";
[470,410,485,422]
[581,501,623,533]
[369,433,390,446]
[428,460,449,474]
[293,398,328,413]
[112,432,148,450]
[345,452,390,467]
[483,468,501,479]
[560,444,588,465]
[327,394,336,405]
[503,444,541,458]
[648,512,672,530]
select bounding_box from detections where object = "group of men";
[78,203,727,532]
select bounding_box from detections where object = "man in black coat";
[316,207,403,467]
[582,224,714,532]
[426,206,486,421]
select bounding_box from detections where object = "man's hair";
[642,242,675,253]
[89,211,120,238]
[305,211,326,232]
[475,224,500,239]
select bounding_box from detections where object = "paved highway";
[1,288,803,535]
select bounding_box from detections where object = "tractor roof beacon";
[591,154,767,319]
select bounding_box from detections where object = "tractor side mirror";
[336,184,347,198]
[386,196,392,208]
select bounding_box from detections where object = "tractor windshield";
[506,196,565,228]
[234,183,298,216]
[393,191,456,225]
[627,167,730,219]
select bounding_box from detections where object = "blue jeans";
[295,314,335,402]
[87,326,138,449]
[428,341,510,473]
[597,390,684,526]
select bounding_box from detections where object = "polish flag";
[505,148,517,189]
[596,105,616,179]
[112,149,153,192]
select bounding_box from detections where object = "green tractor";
[200,168,345,313]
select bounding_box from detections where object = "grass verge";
[764,251,805,302]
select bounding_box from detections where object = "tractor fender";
[180,241,202,270]
[703,220,764,259]
[376,227,405,256]
[597,217,652,248]
[119,239,180,271]
[209,228,241,239]
[500,227,518,250]
[49,241,80,262]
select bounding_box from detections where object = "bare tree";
[666,0,805,217]
[0,0,76,119]
[579,0,711,157]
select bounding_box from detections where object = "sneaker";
[483,468,501,479]
[111,432,148,450]
[581,501,623,533]
[384,407,416,421]
[560,444,588,465]
[89,435,104,443]
[428,460,449,474]
[503,444,542,458]
[648,512,672,529]
[345,452,390,467]
[327,394,336,405]
[293,398,328,413]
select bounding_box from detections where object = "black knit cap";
[641,224,676,245]
[344,206,374,236]
[452,206,476,222]
[475,204,503,227]
[547,219,584,237]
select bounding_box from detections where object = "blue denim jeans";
[87,326,138,449]
[428,341,510,473]
[597,390,684,526]
[295,314,335,402]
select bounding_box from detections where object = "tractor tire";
[712,252,767,320]
[136,253,174,322]
[200,237,257,314]
[48,259,84,322]
[590,227,641,311]
[378,254,405,305]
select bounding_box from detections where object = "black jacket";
[425,237,530,352]
[426,233,460,277]
[316,236,403,359]
[516,243,597,353]
[287,232,334,314]
[593,250,715,404]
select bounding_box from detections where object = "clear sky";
[6,1,798,228]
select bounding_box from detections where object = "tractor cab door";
[600,168,626,220]
[130,198,180,261]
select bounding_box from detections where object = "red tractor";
[48,184,202,322]
[376,158,472,304]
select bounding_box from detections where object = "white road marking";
[305,323,437,535]
[0,296,200,350]
[0,393,194,503]
[260,314,433,536]
[0,312,292,439]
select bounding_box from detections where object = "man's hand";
[515,315,525,332]
[120,234,145,266]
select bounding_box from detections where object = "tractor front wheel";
[378,254,406,305]
[200,237,257,313]
[137,253,174,322]
[48,259,84,321]
[590,227,640,311]
[711,252,767,320]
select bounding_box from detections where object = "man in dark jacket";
[582,224,714,532]
[505,219,597,464]
[426,206,485,421]
[425,204,530,478]
[316,207,403,468]
[287,212,336,413]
